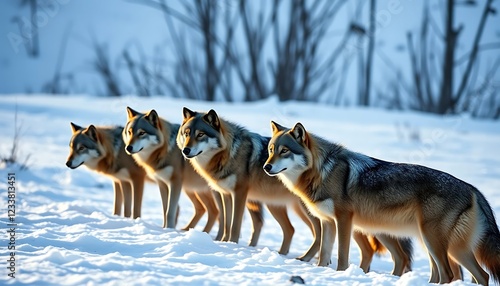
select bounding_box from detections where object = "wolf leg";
[112,182,123,216]
[292,201,314,233]
[449,246,489,285]
[267,205,294,255]
[247,201,263,247]
[318,219,336,266]
[421,230,453,283]
[221,193,233,242]
[120,181,133,218]
[450,257,463,281]
[158,181,169,228]
[131,175,144,219]
[197,190,218,233]
[376,234,412,276]
[429,254,463,282]
[166,179,182,229]
[294,202,321,262]
[213,191,225,241]
[229,185,249,243]
[182,190,206,231]
[353,232,374,273]
[335,213,353,271]
[428,255,440,283]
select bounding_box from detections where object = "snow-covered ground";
[0,95,499,285]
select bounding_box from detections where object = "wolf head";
[263,121,312,178]
[66,123,104,169]
[123,107,163,155]
[177,107,225,160]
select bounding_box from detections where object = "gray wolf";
[66,123,145,219]
[264,121,500,285]
[123,107,219,232]
[177,108,414,275]
[177,108,317,256]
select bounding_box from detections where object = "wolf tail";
[369,236,413,260]
[368,235,386,254]
[475,191,500,284]
[370,235,413,274]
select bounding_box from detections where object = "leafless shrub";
[1,106,31,170]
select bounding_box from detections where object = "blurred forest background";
[0,0,499,118]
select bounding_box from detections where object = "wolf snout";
[65,161,77,169]
[182,147,191,156]
[126,145,134,153]
[263,164,272,173]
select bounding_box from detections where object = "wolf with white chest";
[177,108,414,274]
[66,123,146,219]
[177,108,318,256]
[123,107,219,231]
[264,121,500,285]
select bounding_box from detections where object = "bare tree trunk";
[30,0,39,57]
[200,0,217,101]
[437,0,457,114]
[361,0,376,107]
[239,0,269,101]
[407,32,425,109]
[357,35,365,105]
[420,3,434,111]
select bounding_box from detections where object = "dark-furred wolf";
[264,121,500,285]
[177,108,414,275]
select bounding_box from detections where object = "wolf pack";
[66,106,500,285]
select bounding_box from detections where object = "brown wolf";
[123,107,219,232]
[66,123,145,219]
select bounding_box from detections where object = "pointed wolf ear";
[270,121,286,135]
[70,122,83,133]
[146,109,159,127]
[203,109,220,130]
[183,107,196,120]
[84,125,99,142]
[126,106,140,119]
[290,123,307,143]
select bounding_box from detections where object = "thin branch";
[455,42,500,66]
[126,0,199,29]
[48,23,72,94]
[406,32,425,110]
[452,0,494,109]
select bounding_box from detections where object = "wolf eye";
[280,148,289,155]
[197,132,205,138]
[138,131,146,136]
[78,146,85,151]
